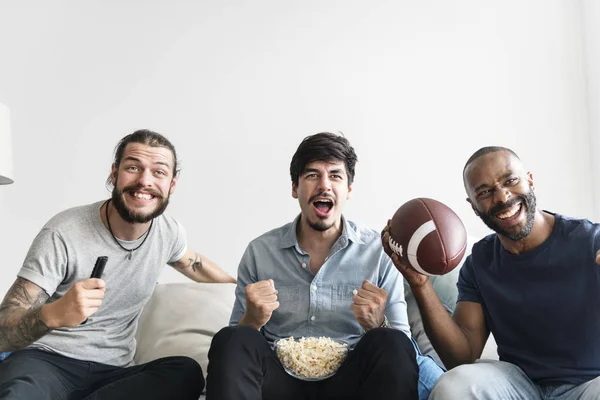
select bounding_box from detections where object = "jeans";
[413,337,445,400]
[430,359,600,400]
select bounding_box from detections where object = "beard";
[307,218,335,232]
[112,183,170,224]
[476,188,537,241]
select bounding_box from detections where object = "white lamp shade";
[0,103,13,185]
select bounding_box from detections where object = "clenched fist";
[239,279,279,330]
[350,280,388,331]
[41,278,105,328]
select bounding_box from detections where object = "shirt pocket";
[269,285,300,334]
[331,285,360,312]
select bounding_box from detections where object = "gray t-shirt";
[17,200,187,367]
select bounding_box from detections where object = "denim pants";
[430,359,600,400]
[412,337,445,400]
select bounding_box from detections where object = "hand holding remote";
[42,257,108,328]
[81,257,108,324]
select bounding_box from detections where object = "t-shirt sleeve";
[456,254,482,304]
[167,220,188,264]
[17,228,68,296]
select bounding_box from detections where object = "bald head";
[464,149,526,197]
[463,146,520,183]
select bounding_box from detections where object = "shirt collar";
[279,214,364,249]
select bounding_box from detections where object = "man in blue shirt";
[383,146,600,399]
[207,132,443,400]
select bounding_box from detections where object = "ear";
[466,197,479,216]
[110,164,118,186]
[346,183,353,200]
[169,175,178,195]
[527,171,535,190]
[292,182,298,199]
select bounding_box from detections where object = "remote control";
[81,256,108,325]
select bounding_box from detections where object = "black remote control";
[90,256,108,279]
[81,256,108,325]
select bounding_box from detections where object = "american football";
[388,198,467,276]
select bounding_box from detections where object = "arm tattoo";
[186,254,203,272]
[0,278,50,352]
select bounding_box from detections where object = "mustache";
[122,184,163,199]
[488,196,526,216]
[309,192,335,203]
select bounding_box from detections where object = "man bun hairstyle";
[106,129,179,189]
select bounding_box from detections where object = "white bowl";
[274,337,349,381]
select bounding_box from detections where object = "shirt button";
[301,263,307,269]
[352,289,358,296]
[310,316,316,321]
[311,285,317,292]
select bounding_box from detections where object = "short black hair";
[290,132,357,186]
[463,146,520,176]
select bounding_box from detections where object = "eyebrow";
[303,168,346,176]
[303,168,320,174]
[123,156,171,169]
[473,171,514,192]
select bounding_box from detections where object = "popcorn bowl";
[274,336,349,381]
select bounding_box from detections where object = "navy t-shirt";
[458,212,600,385]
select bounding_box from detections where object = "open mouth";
[313,198,334,217]
[495,202,522,221]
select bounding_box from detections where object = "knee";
[170,356,204,396]
[175,356,203,378]
[362,328,415,356]
[211,325,262,348]
[356,329,417,373]
[209,325,265,361]
[429,365,480,400]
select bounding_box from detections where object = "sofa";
[133,238,498,399]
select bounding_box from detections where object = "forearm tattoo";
[0,278,50,352]
[186,254,203,272]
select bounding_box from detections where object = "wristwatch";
[379,315,393,329]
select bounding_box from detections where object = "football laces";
[388,236,404,257]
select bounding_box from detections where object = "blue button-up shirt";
[230,215,443,399]
[230,215,411,346]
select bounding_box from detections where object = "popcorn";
[275,336,348,379]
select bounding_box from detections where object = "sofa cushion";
[406,236,498,367]
[406,267,461,366]
[134,282,236,376]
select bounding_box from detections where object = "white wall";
[0,0,593,296]
[583,0,600,221]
